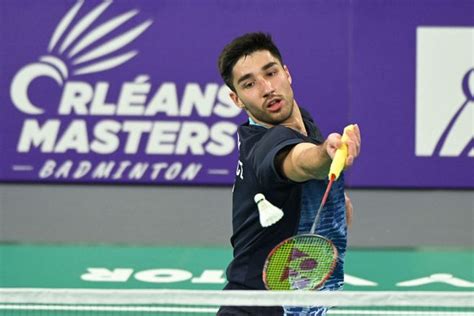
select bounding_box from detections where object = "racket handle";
[329,124,355,180]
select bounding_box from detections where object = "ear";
[230,91,246,109]
[284,65,292,84]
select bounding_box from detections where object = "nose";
[261,78,275,98]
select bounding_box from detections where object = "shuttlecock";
[254,193,284,227]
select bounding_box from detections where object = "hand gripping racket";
[263,125,354,291]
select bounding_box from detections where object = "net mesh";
[1,289,473,316]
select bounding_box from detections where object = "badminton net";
[1,288,473,315]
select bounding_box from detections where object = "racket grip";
[329,124,355,180]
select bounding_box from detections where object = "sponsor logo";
[416,27,473,157]
[11,0,153,115]
[8,1,240,182]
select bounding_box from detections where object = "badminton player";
[216,32,361,315]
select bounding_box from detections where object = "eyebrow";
[236,62,279,85]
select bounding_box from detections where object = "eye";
[267,69,278,77]
[243,81,255,89]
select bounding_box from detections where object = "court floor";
[0,244,473,315]
[1,244,472,290]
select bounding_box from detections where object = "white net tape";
[1,288,473,307]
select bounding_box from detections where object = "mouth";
[266,98,283,112]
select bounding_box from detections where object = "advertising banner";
[0,0,472,187]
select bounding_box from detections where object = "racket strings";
[264,176,339,291]
[264,236,338,290]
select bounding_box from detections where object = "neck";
[281,101,307,136]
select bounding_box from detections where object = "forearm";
[281,142,332,182]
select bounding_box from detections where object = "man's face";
[230,50,295,126]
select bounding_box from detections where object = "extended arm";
[277,124,361,182]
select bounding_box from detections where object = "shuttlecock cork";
[254,193,284,227]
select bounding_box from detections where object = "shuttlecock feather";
[254,193,284,227]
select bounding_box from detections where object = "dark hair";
[218,32,284,91]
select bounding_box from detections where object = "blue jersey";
[298,178,346,291]
[225,108,347,294]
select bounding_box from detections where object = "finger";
[326,134,341,159]
[354,124,361,148]
[346,156,354,167]
[346,127,360,156]
[346,138,357,162]
[328,133,342,150]
[344,193,353,228]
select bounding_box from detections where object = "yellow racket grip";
[329,124,355,180]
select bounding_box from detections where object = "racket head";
[263,234,338,290]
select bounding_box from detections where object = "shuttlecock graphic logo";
[10,0,152,115]
[416,27,473,157]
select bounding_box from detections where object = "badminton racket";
[262,124,354,290]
